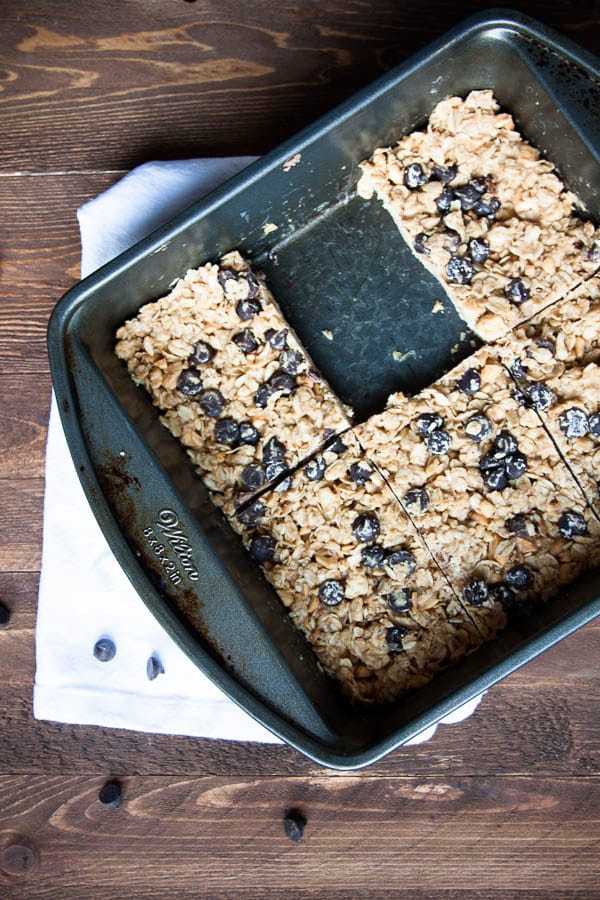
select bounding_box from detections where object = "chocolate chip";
[462,579,488,606]
[505,565,534,591]
[435,187,455,214]
[559,407,590,439]
[467,238,490,264]
[431,163,457,183]
[98,780,122,810]
[585,241,600,264]
[352,513,380,543]
[473,197,500,220]
[146,655,165,681]
[386,625,408,653]
[241,464,266,491]
[236,298,262,320]
[504,451,527,480]
[189,341,214,365]
[263,436,286,463]
[177,368,203,396]
[219,268,260,300]
[416,413,444,435]
[268,371,297,397]
[522,382,556,411]
[347,462,373,485]
[558,510,587,539]
[265,328,288,350]
[385,549,416,577]
[504,278,530,305]
[326,434,347,454]
[506,513,536,537]
[536,338,556,355]
[453,183,483,211]
[470,177,488,194]
[265,461,290,489]
[403,162,428,189]
[254,383,271,408]
[94,638,116,662]
[481,467,508,491]
[280,349,304,376]
[232,329,259,354]
[198,389,225,417]
[426,429,451,455]
[443,229,461,253]
[414,232,430,255]
[0,602,10,628]
[455,367,481,395]
[489,582,517,610]
[511,359,528,380]
[446,256,474,285]
[304,456,326,481]
[494,431,519,457]
[283,809,306,842]
[361,544,387,569]
[250,534,276,562]
[465,414,492,443]
[318,579,345,606]
[589,413,600,437]
[239,422,260,445]
[213,418,240,446]
[403,487,430,512]
[237,500,265,527]
[217,269,236,290]
[386,589,413,613]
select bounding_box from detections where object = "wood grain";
[0,775,598,898]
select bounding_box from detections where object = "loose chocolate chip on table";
[238,422,260,445]
[198,389,225,417]
[236,297,262,320]
[93,638,116,662]
[283,809,306,843]
[318,579,345,606]
[177,368,203,396]
[265,328,288,350]
[146,655,165,681]
[352,513,381,543]
[431,163,457,183]
[426,429,451,455]
[189,341,214,365]
[416,413,444,435]
[232,329,259,354]
[0,602,10,627]
[414,232,430,255]
[446,256,474,285]
[361,544,387,569]
[465,414,492,443]
[504,451,527,481]
[435,186,455,214]
[467,237,490,264]
[506,512,536,537]
[558,510,587,540]
[347,461,373,485]
[386,625,408,653]
[385,549,416,577]
[250,534,276,562]
[241,464,266,492]
[214,418,240,446]
[589,413,600,437]
[522,382,555,411]
[505,565,534,591]
[403,162,428,189]
[237,500,265,527]
[462,579,488,606]
[268,371,297,396]
[386,589,413,613]
[280,349,304,376]
[403,487,430,512]
[504,278,530,305]
[559,407,590,439]
[98,780,122,810]
[263,436,286,463]
[455,367,481,395]
[304,456,326,481]
[474,197,500,220]
[453,182,483,211]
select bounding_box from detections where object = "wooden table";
[1,2,599,896]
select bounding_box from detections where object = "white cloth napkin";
[34,158,484,746]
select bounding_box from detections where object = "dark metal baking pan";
[48,9,600,769]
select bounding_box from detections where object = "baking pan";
[48,9,600,768]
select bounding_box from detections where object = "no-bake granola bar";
[357,90,599,340]
[115,251,351,516]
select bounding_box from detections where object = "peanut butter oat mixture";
[115,92,600,704]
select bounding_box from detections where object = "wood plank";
[2,1,599,173]
[0,481,43,571]
[0,775,598,897]
[0,376,51,479]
